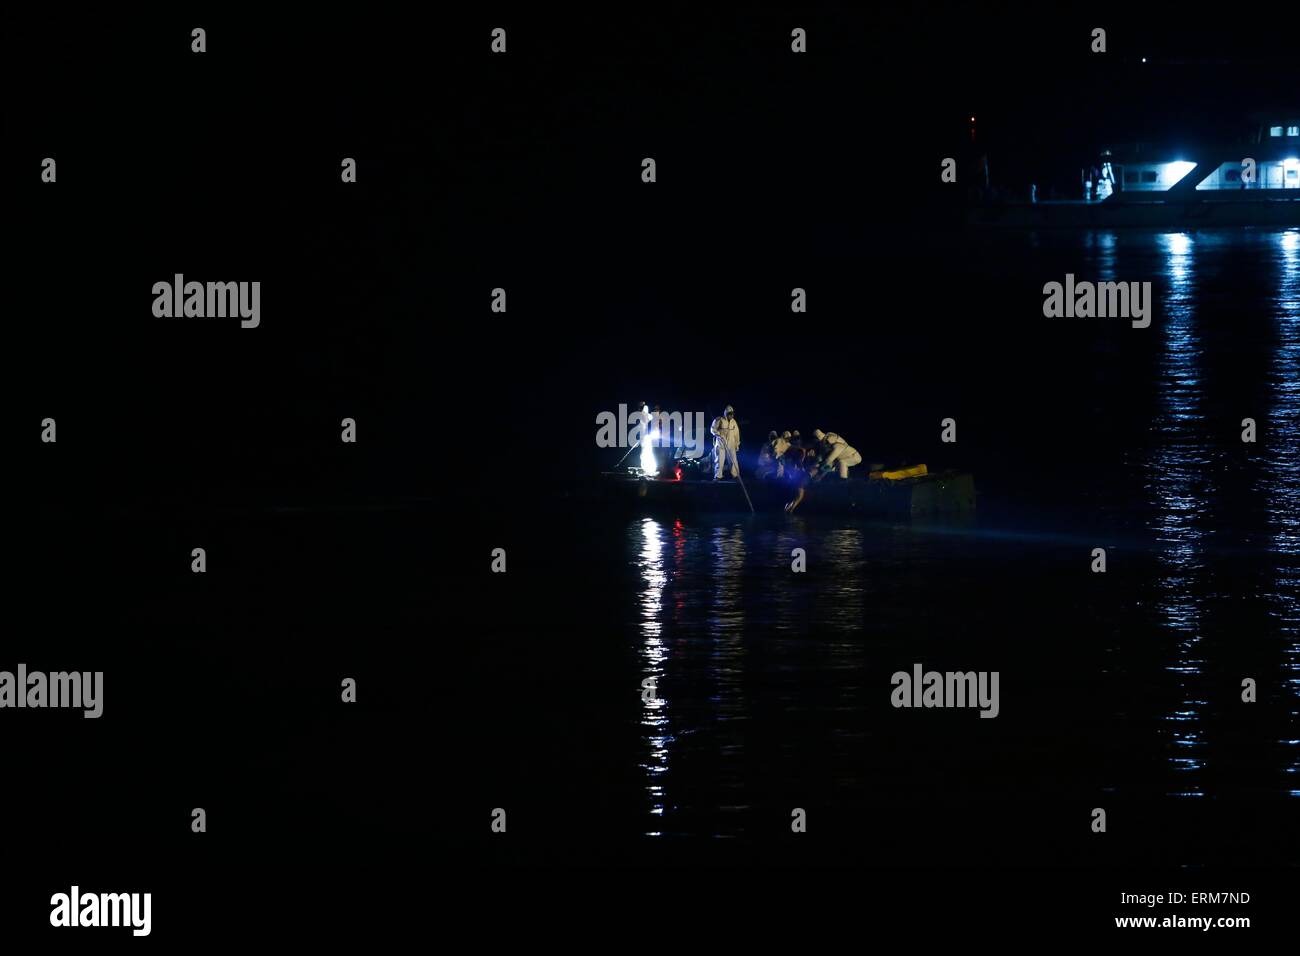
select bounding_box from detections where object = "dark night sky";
[10,6,1295,509]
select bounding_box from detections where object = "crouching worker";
[813,428,862,478]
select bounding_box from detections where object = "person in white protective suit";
[710,405,741,479]
[812,427,862,478]
[773,431,792,464]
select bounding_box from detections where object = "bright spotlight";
[639,404,659,477]
[1162,161,1197,184]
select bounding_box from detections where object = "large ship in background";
[970,111,1300,227]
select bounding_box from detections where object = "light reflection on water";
[637,517,672,831]
[771,520,808,636]
[622,229,1300,836]
[1147,231,1211,795]
[1088,230,1117,284]
[709,524,747,712]
[1082,229,1299,799]
[819,529,866,631]
[709,526,748,833]
[1266,230,1300,786]
[630,516,875,835]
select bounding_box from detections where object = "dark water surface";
[464,227,1299,864]
[16,228,1297,874]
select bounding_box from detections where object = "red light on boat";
[674,467,682,481]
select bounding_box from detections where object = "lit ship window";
[1269,126,1284,136]
[1289,126,1300,136]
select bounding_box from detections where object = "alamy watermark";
[1043,274,1152,328]
[0,664,102,718]
[595,404,707,459]
[50,886,151,936]
[891,663,1000,718]
[152,275,260,328]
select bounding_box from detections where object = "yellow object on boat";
[870,464,928,480]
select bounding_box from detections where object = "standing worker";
[711,405,741,480]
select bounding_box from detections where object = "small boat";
[578,465,977,519]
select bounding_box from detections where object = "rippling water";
[420,228,1300,867]
[1131,231,1299,802]
[509,228,1300,863]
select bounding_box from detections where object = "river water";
[15,228,1295,871]
[458,227,1299,865]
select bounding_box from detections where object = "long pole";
[613,440,640,469]
[614,406,657,469]
[732,453,755,513]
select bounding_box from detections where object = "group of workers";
[710,406,863,483]
[752,428,864,481]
